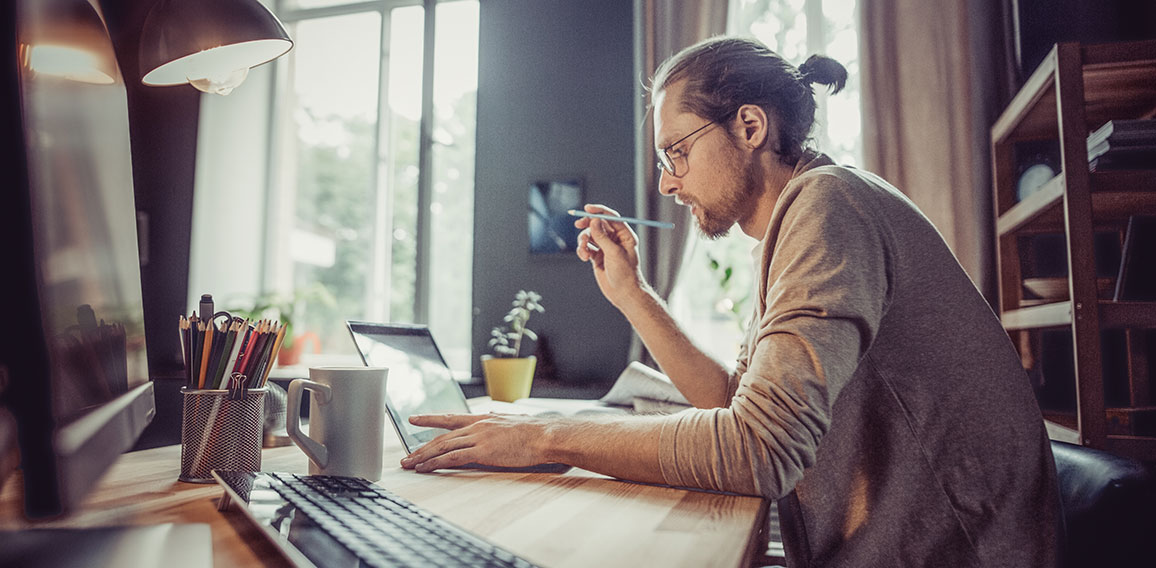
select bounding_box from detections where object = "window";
[189,0,478,372]
[667,0,862,363]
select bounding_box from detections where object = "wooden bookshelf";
[991,40,1156,460]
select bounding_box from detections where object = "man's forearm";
[541,414,670,484]
[617,287,732,408]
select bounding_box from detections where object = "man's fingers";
[584,203,621,217]
[413,448,478,473]
[573,204,620,230]
[576,230,600,261]
[403,433,475,468]
[589,218,610,243]
[589,220,628,263]
[429,433,475,455]
[409,413,484,429]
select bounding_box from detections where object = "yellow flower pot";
[481,355,536,402]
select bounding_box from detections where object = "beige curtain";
[860,0,1004,300]
[630,0,728,363]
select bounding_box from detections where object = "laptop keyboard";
[265,472,537,567]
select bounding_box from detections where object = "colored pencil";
[210,320,237,389]
[198,322,213,389]
[179,316,191,387]
[191,319,203,389]
[259,323,287,387]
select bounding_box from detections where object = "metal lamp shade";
[139,0,292,87]
[20,0,119,85]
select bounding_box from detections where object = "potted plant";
[482,290,544,402]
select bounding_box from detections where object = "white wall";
[186,65,274,313]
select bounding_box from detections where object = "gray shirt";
[656,153,1060,566]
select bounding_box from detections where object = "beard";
[692,143,762,240]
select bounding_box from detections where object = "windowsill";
[268,354,484,387]
[268,352,363,380]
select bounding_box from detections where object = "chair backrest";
[1050,440,1155,567]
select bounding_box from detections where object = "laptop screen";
[346,322,470,451]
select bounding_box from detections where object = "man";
[403,37,1060,566]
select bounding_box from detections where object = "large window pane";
[385,5,424,325]
[280,12,382,353]
[283,0,378,9]
[198,1,479,369]
[427,0,478,372]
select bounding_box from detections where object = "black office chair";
[755,440,1155,568]
[1051,440,1156,568]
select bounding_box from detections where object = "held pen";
[566,209,675,229]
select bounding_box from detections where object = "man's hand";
[574,204,650,310]
[400,413,555,473]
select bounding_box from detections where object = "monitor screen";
[0,0,154,518]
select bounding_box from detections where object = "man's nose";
[658,167,680,196]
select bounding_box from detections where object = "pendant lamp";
[21,0,119,85]
[139,0,293,95]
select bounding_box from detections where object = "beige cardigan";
[657,153,1060,567]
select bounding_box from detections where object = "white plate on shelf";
[1022,277,1115,300]
[1023,277,1068,300]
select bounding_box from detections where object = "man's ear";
[734,104,771,150]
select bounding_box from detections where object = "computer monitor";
[0,0,155,518]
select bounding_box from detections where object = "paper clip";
[228,372,249,401]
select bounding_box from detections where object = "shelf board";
[996,170,1156,235]
[1002,300,1156,330]
[1044,416,1081,444]
[997,174,1064,235]
[1083,56,1156,133]
[991,41,1156,143]
[992,50,1058,143]
[1088,169,1156,192]
[1104,436,1156,461]
[1100,301,1156,328]
[1002,301,1072,330]
[1043,420,1156,461]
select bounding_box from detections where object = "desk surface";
[0,423,767,567]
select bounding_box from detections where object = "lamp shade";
[20,0,119,85]
[139,0,292,93]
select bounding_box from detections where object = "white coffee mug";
[286,366,388,480]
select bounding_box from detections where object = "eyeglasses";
[656,121,717,178]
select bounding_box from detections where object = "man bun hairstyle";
[798,54,847,94]
[650,36,848,164]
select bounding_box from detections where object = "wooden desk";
[1,436,768,567]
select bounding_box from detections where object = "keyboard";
[213,470,539,568]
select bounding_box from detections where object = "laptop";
[345,320,569,472]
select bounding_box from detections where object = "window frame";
[265,0,439,326]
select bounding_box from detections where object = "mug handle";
[286,379,332,468]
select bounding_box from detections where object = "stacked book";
[1087,119,1156,171]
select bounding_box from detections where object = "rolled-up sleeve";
[658,174,892,498]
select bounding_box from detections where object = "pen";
[567,209,675,229]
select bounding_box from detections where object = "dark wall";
[101,0,199,448]
[101,0,198,380]
[472,0,636,385]
[1012,0,1156,81]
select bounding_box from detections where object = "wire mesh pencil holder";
[179,386,267,483]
